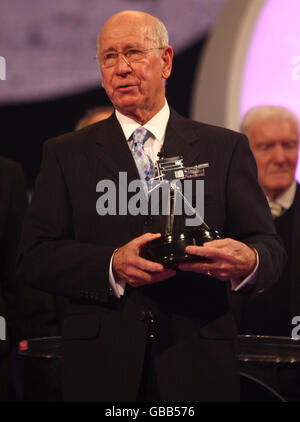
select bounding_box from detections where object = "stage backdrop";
[0,0,226,187]
[191,0,300,182]
[0,0,226,103]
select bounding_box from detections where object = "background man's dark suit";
[0,156,27,400]
[238,183,300,336]
[0,156,67,402]
[233,184,300,402]
[231,104,300,401]
[17,110,285,401]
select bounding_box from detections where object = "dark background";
[0,36,207,189]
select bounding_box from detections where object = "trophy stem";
[170,181,210,231]
[165,188,175,235]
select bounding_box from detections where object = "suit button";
[144,216,153,226]
[138,311,147,321]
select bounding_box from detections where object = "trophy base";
[141,227,221,269]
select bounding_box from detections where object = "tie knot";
[268,199,285,218]
[132,127,150,145]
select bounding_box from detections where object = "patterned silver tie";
[131,127,155,191]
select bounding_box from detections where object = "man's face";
[98,14,173,123]
[247,117,299,199]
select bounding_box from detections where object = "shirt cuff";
[109,249,126,298]
[231,248,259,291]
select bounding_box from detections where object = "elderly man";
[17,11,285,402]
[238,105,299,336]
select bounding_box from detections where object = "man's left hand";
[178,238,257,281]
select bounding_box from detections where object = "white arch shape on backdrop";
[190,0,265,131]
[191,0,300,181]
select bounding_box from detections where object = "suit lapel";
[164,110,193,161]
[164,109,207,167]
[93,109,205,175]
[91,114,144,237]
[94,113,140,182]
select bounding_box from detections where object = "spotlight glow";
[240,0,300,182]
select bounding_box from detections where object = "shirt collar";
[267,180,297,210]
[115,101,170,143]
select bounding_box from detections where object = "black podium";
[18,336,63,402]
[238,334,300,402]
[18,334,300,401]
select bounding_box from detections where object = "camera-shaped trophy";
[141,154,221,268]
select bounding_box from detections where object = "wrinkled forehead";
[98,18,155,51]
[250,118,299,141]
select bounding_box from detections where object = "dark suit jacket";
[0,156,27,400]
[234,183,300,336]
[17,110,286,402]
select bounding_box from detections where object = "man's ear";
[161,46,173,80]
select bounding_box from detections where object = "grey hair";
[151,16,169,47]
[240,105,300,134]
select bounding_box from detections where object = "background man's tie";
[268,199,285,218]
[131,127,155,191]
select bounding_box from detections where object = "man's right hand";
[112,232,176,287]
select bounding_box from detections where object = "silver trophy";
[141,154,221,268]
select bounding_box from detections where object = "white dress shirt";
[115,101,170,163]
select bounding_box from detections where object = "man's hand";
[112,232,176,287]
[178,238,257,281]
